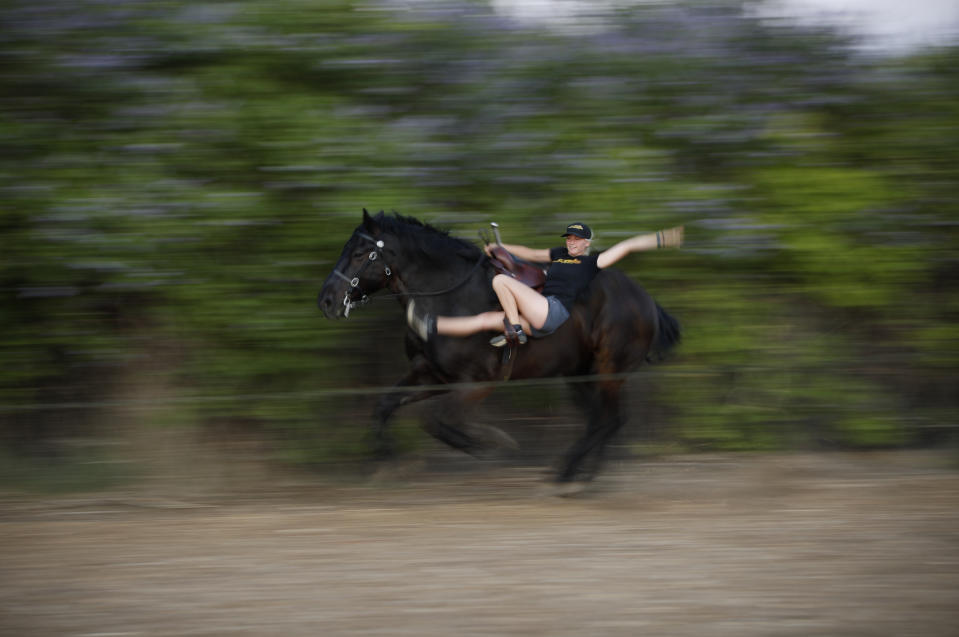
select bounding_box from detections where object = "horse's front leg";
[422,385,515,457]
[372,359,448,459]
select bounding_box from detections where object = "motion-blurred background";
[2,0,957,492]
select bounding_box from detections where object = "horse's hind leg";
[556,380,625,484]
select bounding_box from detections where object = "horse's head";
[317,209,395,319]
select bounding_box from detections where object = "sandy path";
[2,452,958,636]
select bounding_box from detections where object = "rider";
[407,221,683,347]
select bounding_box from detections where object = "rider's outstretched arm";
[597,226,683,269]
[485,243,551,263]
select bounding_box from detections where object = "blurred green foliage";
[2,0,957,474]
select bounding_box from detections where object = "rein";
[333,231,486,316]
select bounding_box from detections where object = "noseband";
[330,231,393,317]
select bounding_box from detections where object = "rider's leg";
[491,275,550,331]
[435,311,505,337]
[406,279,546,343]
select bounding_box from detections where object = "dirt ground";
[2,451,958,637]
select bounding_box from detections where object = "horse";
[317,210,680,485]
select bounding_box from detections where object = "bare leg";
[407,277,548,342]
[436,311,506,337]
[491,274,550,330]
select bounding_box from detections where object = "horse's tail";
[648,303,681,362]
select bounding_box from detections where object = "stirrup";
[490,322,527,347]
[490,333,508,348]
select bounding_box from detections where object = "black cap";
[561,222,592,240]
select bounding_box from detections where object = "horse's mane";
[374,211,481,261]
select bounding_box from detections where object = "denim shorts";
[531,295,570,338]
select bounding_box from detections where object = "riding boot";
[406,300,435,341]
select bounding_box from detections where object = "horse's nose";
[318,290,335,318]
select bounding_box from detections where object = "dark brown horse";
[317,210,680,484]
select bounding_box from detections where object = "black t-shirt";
[542,247,601,311]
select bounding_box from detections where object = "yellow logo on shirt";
[554,258,582,264]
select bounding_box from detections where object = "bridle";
[329,231,392,317]
[329,230,486,317]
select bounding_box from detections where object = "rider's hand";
[658,226,684,249]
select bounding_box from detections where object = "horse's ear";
[362,208,377,231]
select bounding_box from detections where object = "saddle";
[487,244,547,292]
